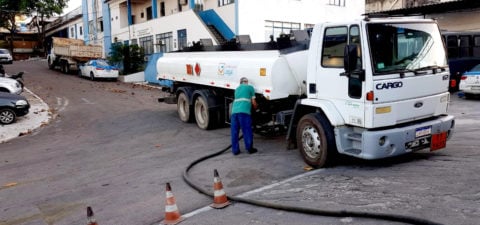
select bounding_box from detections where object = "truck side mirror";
[343,44,357,73]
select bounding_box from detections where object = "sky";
[62,0,82,15]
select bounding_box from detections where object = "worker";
[231,77,258,155]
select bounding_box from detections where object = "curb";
[0,88,51,143]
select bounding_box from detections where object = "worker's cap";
[240,77,248,83]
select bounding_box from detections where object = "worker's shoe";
[248,148,258,154]
[232,151,241,156]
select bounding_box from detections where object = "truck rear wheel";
[194,95,216,130]
[296,113,336,168]
[48,58,55,70]
[177,92,193,123]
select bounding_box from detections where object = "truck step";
[346,133,362,142]
[344,148,362,155]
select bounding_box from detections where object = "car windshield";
[95,60,110,67]
[470,64,480,72]
[0,49,9,54]
[367,22,447,75]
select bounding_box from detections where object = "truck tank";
[157,39,309,100]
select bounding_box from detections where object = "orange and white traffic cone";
[210,169,231,209]
[160,183,184,225]
[86,206,98,225]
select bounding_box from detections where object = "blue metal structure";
[82,0,90,44]
[198,9,235,41]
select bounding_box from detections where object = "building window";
[139,36,154,55]
[131,39,138,46]
[70,27,75,38]
[146,6,153,20]
[88,20,94,34]
[79,26,83,36]
[304,24,315,29]
[328,0,345,7]
[264,20,301,41]
[98,18,104,32]
[218,0,234,7]
[156,32,173,53]
[160,2,165,17]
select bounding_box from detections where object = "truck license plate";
[405,137,430,149]
[431,132,447,151]
[415,126,431,138]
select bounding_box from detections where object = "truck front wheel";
[296,113,336,168]
[177,92,193,123]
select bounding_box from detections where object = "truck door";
[316,24,365,127]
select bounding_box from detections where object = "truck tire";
[296,113,337,168]
[194,95,216,130]
[48,58,55,70]
[177,92,194,123]
[64,63,70,74]
[61,61,66,73]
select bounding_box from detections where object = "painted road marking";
[180,169,326,219]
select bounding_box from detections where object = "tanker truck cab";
[291,17,455,167]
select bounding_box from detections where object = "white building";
[104,0,365,55]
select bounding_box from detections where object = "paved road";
[1,60,479,225]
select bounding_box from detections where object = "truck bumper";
[336,115,455,160]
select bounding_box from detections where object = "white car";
[0,48,13,64]
[0,77,22,94]
[79,59,119,81]
[459,64,480,98]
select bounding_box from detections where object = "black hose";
[182,143,443,225]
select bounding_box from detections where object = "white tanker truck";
[157,16,455,167]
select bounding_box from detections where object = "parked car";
[0,64,25,88]
[79,59,119,81]
[0,48,13,64]
[459,64,480,98]
[0,92,30,125]
[0,77,22,94]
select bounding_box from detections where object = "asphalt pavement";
[0,88,50,143]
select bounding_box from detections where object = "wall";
[428,10,480,32]
[213,3,235,33]
[237,0,366,42]
[111,10,213,51]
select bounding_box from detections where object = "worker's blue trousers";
[230,113,253,154]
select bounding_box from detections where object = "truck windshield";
[367,22,447,75]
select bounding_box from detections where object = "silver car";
[0,48,13,64]
[0,77,22,94]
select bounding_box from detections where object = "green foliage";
[129,44,146,74]
[108,43,146,75]
[0,0,31,53]
[29,0,67,16]
[0,0,67,54]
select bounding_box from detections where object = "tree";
[0,0,30,54]
[108,43,146,75]
[27,0,68,54]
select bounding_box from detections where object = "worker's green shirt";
[231,84,255,115]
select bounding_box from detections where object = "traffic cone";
[86,206,98,225]
[160,183,184,225]
[210,169,231,209]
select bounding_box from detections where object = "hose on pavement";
[182,142,443,225]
